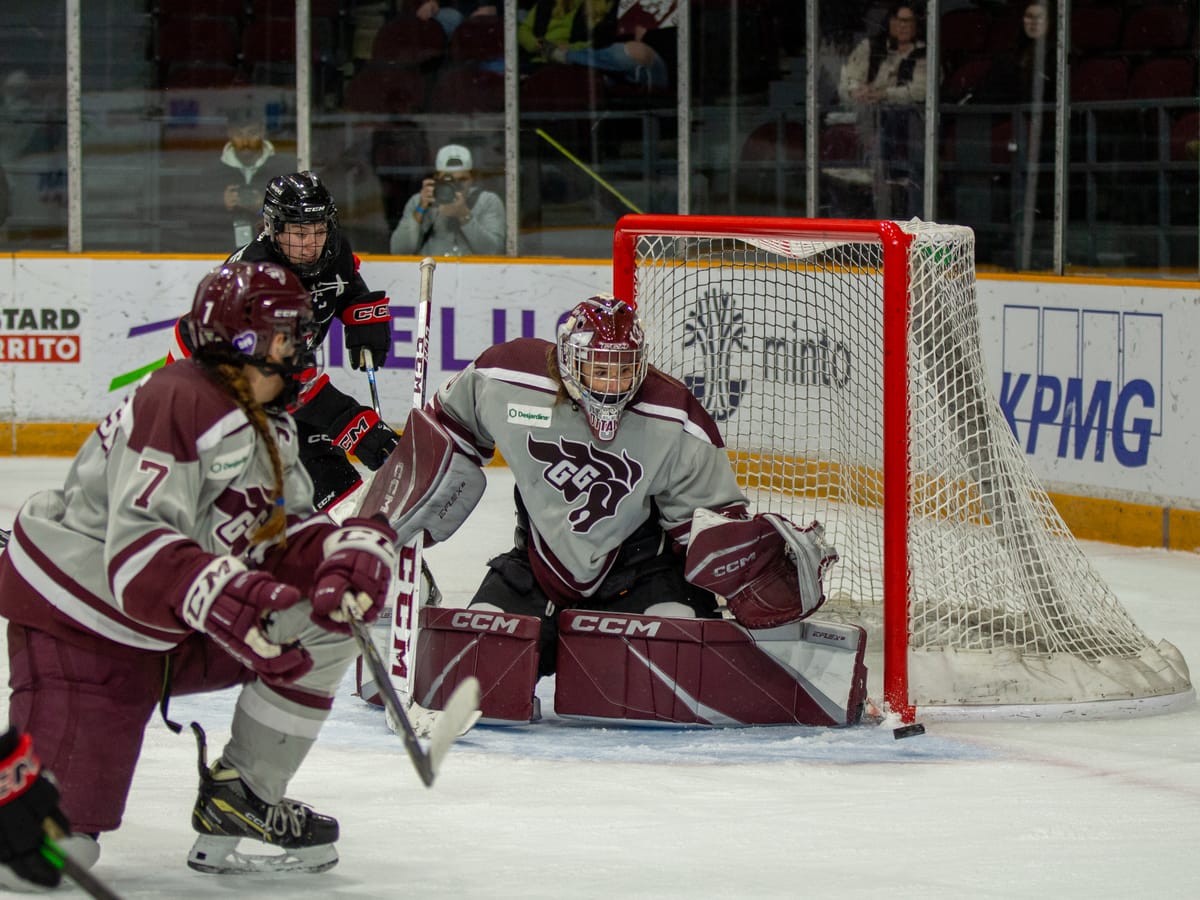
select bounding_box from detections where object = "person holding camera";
[216,109,290,248]
[389,144,505,257]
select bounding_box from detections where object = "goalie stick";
[388,257,436,713]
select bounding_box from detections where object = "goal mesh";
[615,215,1192,719]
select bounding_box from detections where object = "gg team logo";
[1000,305,1161,468]
[526,433,643,533]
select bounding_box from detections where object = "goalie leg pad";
[358,408,485,544]
[555,610,867,726]
[684,510,839,629]
[413,606,542,724]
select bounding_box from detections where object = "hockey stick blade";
[350,617,478,787]
[41,821,124,900]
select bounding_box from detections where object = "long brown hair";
[201,352,288,546]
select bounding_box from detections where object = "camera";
[433,174,461,206]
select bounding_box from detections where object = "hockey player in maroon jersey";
[0,262,398,878]
[166,171,399,511]
[384,294,868,727]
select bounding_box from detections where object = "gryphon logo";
[681,287,747,422]
[999,306,1161,468]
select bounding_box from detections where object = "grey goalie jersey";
[430,337,748,604]
[0,360,331,650]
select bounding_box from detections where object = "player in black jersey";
[167,171,398,510]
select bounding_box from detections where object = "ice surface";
[2,458,1199,898]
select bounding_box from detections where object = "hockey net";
[613,214,1192,721]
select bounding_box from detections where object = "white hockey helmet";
[557,294,648,442]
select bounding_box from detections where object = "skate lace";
[264,799,307,839]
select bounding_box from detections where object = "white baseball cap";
[435,144,473,173]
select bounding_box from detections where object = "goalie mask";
[262,171,341,277]
[557,294,648,442]
[189,261,318,410]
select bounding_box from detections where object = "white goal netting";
[621,217,1192,718]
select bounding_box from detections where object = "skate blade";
[187,835,338,875]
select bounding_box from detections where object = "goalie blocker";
[414,607,867,727]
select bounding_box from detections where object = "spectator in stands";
[976,1,1056,105]
[215,109,291,249]
[838,2,927,218]
[519,0,668,90]
[389,143,505,256]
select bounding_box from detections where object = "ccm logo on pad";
[569,615,661,637]
[450,611,524,634]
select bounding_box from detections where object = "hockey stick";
[363,348,384,424]
[349,617,479,787]
[388,257,437,710]
[42,820,123,900]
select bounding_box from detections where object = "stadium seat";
[1120,4,1192,54]
[344,65,428,115]
[370,16,447,68]
[429,66,504,115]
[449,16,503,66]
[1070,56,1129,102]
[1070,6,1124,55]
[1127,57,1196,100]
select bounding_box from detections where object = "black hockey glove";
[0,728,70,889]
[351,420,399,471]
[342,291,392,370]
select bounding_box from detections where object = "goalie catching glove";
[180,557,313,682]
[684,509,838,629]
[311,517,398,633]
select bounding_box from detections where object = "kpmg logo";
[1000,306,1160,468]
[681,288,746,422]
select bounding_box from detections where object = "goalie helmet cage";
[613,214,1193,723]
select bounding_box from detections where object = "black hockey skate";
[187,725,338,875]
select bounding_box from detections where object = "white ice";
[2,457,1199,899]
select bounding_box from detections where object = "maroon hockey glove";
[342,290,392,370]
[684,510,839,628]
[311,517,398,634]
[0,729,70,889]
[180,559,314,683]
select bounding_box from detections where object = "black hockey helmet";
[261,171,341,277]
[189,262,318,405]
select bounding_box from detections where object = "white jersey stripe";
[6,532,182,652]
[475,365,559,394]
[630,400,715,444]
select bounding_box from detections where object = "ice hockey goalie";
[396,295,868,728]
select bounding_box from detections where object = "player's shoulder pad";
[128,362,247,462]
[632,368,727,446]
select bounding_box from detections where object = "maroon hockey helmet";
[557,294,648,441]
[189,261,317,375]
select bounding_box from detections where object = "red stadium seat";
[1070,56,1129,102]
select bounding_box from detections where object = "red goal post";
[613,214,1193,722]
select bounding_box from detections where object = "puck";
[892,723,926,740]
